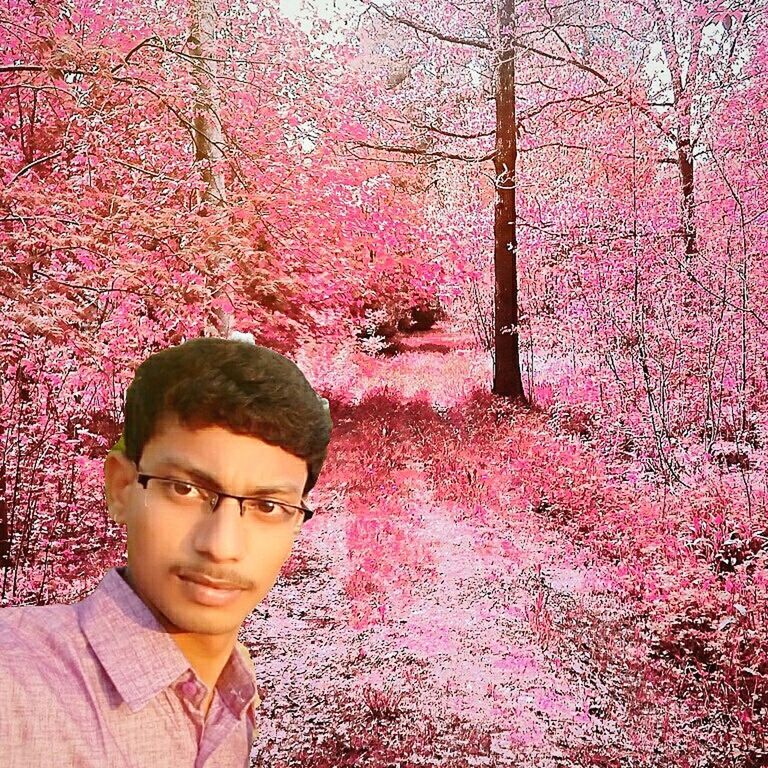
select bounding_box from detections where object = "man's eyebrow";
[158,461,224,492]
[247,486,305,500]
[154,458,303,498]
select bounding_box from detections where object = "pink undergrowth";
[4,327,765,764]
[299,339,767,765]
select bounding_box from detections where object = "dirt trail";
[246,329,691,767]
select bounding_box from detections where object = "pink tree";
[342,0,766,476]
[0,0,448,603]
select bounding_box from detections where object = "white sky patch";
[279,0,359,23]
[644,40,672,100]
[279,0,305,18]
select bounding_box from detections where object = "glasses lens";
[241,498,298,524]
[148,478,214,513]
[142,476,307,524]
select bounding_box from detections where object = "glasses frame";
[136,472,314,522]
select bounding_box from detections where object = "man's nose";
[193,496,246,562]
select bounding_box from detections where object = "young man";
[0,337,333,767]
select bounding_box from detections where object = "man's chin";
[162,608,244,638]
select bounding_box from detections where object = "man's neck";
[171,631,237,696]
[118,568,236,701]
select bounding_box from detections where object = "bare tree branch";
[366,2,492,49]
[411,122,495,139]
[0,64,44,74]
[8,150,63,185]
[349,140,496,163]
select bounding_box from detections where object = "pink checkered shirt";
[0,568,261,767]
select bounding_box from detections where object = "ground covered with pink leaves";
[245,328,767,767]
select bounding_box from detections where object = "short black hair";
[121,338,332,497]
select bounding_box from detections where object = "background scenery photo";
[1,0,767,765]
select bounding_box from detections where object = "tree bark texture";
[0,464,10,569]
[189,0,226,205]
[677,137,697,259]
[651,0,699,261]
[188,0,235,337]
[492,0,527,402]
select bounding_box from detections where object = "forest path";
[246,330,692,767]
[393,322,476,355]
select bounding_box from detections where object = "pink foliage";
[0,0,458,604]
[3,0,768,763]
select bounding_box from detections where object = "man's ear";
[104,450,136,525]
[292,505,309,535]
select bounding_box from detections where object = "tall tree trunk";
[492,0,527,402]
[651,0,700,262]
[189,0,234,337]
[189,0,226,206]
[0,463,10,571]
[677,136,697,260]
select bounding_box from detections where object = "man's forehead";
[147,413,245,447]
[142,421,307,496]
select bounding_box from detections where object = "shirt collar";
[222,641,261,719]
[78,568,260,716]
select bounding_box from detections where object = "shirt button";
[181,680,197,698]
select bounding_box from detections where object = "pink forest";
[1,0,767,765]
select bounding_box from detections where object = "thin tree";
[188,0,227,205]
[362,0,528,402]
[188,0,233,337]
[493,0,526,400]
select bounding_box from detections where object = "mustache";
[173,564,254,591]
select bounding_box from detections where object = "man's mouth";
[176,569,248,606]
[177,570,245,591]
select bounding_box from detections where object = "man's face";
[105,416,308,640]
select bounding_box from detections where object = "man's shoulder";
[0,599,80,638]
[0,601,101,767]
[0,599,84,675]
[0,601,84,741]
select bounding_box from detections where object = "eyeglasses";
[136,472,314,524]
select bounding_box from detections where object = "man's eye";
[245,499,284,516]
[170,481,198,497]
[257,500,279,514]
